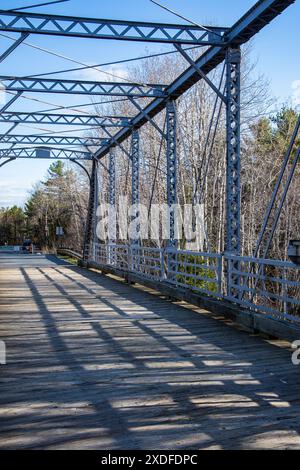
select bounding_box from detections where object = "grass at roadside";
[56,254,78,266]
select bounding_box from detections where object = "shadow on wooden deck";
[0,262,300,449]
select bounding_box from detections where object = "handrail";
[57,248,83,260]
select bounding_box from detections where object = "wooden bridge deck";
[1,253,300,450]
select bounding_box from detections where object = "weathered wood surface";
[0,254,300,450]
[88,260,300,343]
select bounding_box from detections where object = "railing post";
[166,99,178,280]
[217,255,223,297]
[225,47,241,297]
[160,248,165,281]
[128,244,132,272]
[83,157,98,261]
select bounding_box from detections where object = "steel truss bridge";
[0,0,299,339]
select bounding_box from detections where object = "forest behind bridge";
[0,51,299,262]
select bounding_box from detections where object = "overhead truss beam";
[0,10,228,45]
[0,134,108,146]
[0,76,166,97]
[0,147,92,160]
[95,0,295,159]
[0,112,130,127]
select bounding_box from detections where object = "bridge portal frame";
[0,0,296,294]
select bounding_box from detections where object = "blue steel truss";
[0,76,166,97]
[84,159,99,260]
[166,100,177,249]
[0,134,108,146]
[0,147,92,160]
[95,0,296,159]
[0,10,228,45]
[0,112,130,127]
[0,32,29,63]
[0,0,296,271]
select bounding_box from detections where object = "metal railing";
[93,243,224,298]
[166,249,222,298]
[226,254,300,321]
[90,243,300,323]
[57,248,82,259]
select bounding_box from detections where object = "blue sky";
[0,0,299,207]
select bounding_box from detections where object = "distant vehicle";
[22,239,33,253]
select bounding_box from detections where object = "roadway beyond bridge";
[1,253,300,450]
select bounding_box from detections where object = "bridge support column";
[166,100,177,278]
[166,99,177,247]
[109,147,116,207]
[225,47,241,296]
[108,147,116,264]
[129,129,140,272]
[83,158,99,261]
[131,129,140,245]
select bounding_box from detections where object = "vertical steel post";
[131,129,140,246]
[166,99,178,279]
[226,47,241,254]
[83,158,98,261]
[166,99,177,247]
[130,129,140,271]
[131,129,140,208]
[108,147,116,264]
[93,162,99,260]
[225,47,241,296]
[109,147,116,207]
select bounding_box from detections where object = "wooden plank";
[0,255,300,449]
[87,260,300,342]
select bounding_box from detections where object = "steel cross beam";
[0,36,25,143]
[0,76,167,98]
[102,127,131,160]
[0,112,131,127]
[0,32,29,63]
[0,92,23,113]
[174,44,226,102]
[0,123,19,142]
[94,0,295,160]
[0,10,228,45]
[129,97,166,138]
[0,147,92,160]
[0,134,108,146]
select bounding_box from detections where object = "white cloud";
[0,181,29,207]
[292,80,300,107]
[78,65,129,83]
